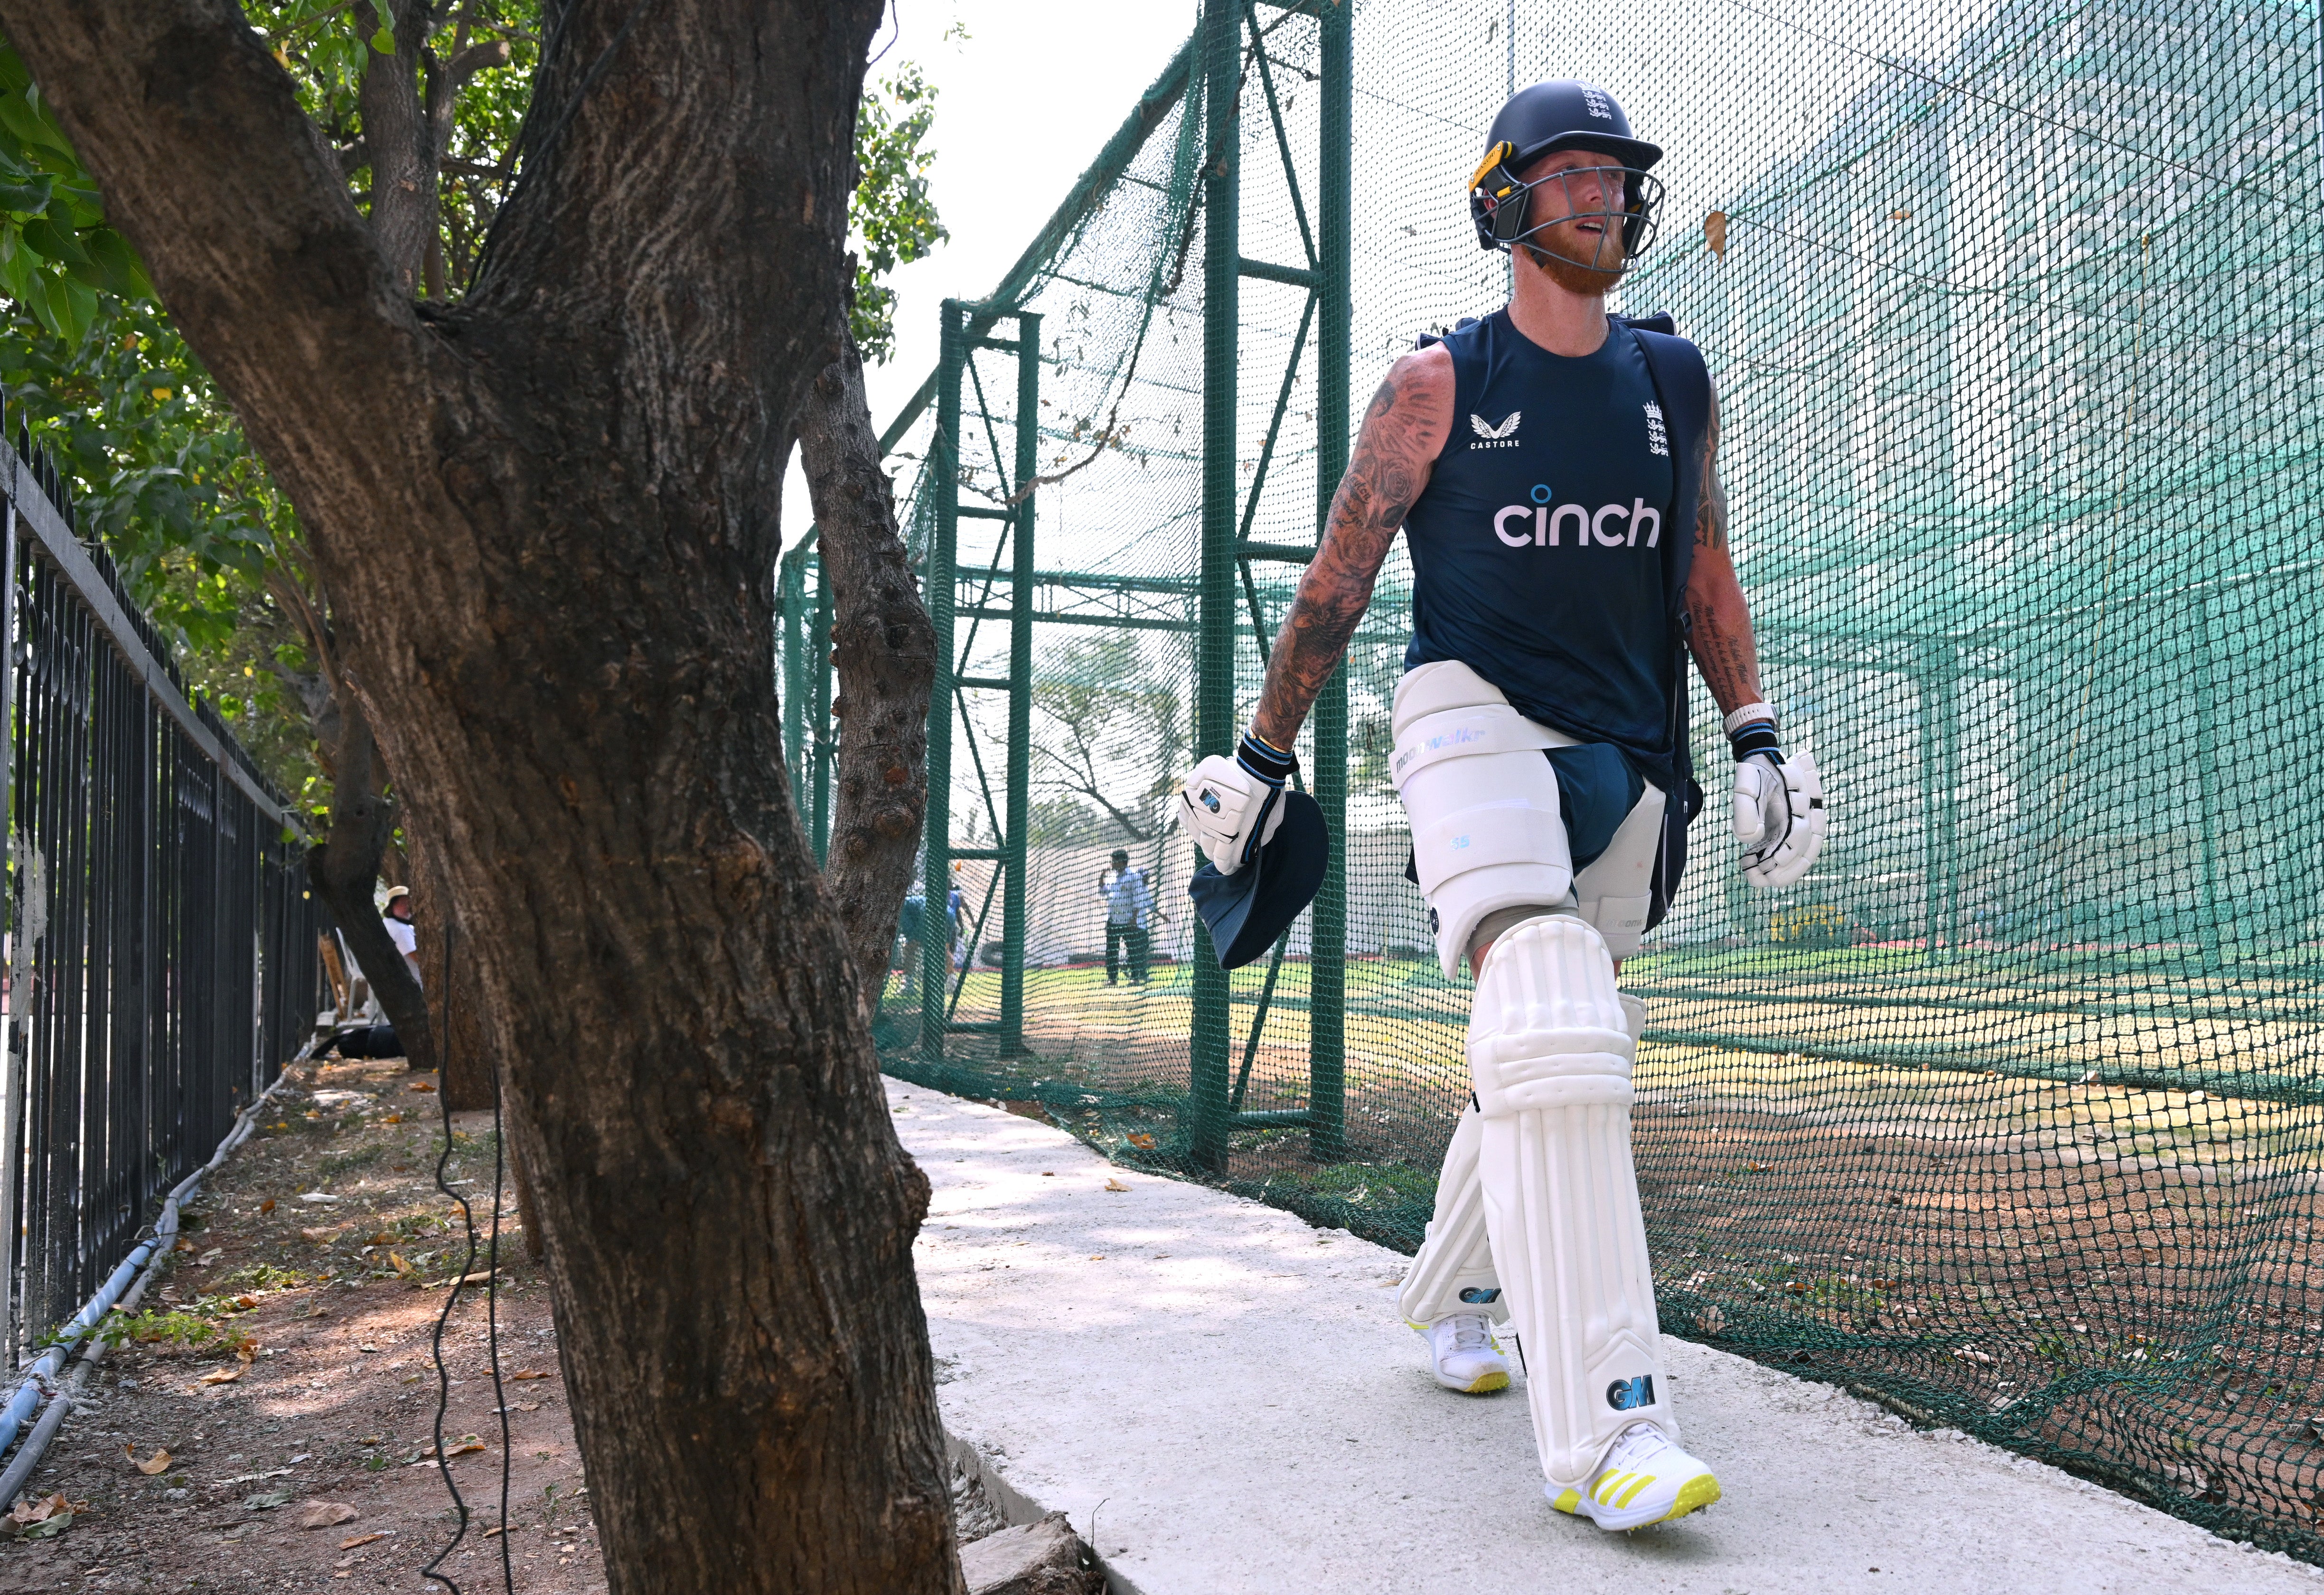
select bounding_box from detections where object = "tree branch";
[0,2,425,479]
[306,695,436,1072]
[796,320,933,998]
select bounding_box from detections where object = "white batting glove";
[1179,733,1294,875]
[1729,716,1826,890]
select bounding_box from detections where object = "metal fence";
[0,420,322,1360]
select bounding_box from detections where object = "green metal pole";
[1001,311,1041,1053]
[923,301,965,1057]
[1191,0,1237,1172]
[809,554,834,866]
[1307,0,1350,1163]
[779,548,806,811]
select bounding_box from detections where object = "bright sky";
[782,1,1198,547]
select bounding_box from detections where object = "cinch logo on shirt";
[1492,498,1663,548]
[1469,411,1521,450]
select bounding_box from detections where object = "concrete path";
[892,1079,2323,1595]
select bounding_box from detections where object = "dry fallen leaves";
[340,1532,387,1550]
[1103,1178,1130,1192]
[388,1253,417,1280]
[294,1501,360,1531]
[198,1343,259,1386]
[299,1228,334,1244]
[409,1082,436,1094]
[7,1492,87,1539]
[1126,1132,1157,1149]
[1704,209,1728,260]
[510,1370,550,1381]
[258,1198,276,1215]
[126,1446,171,1476]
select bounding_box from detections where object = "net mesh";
[799,0,2324,1555]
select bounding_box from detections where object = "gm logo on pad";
[1458,1287,1501,1304]
[1607,1375,1657,1410]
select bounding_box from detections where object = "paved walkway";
[892,1079,2323,1595]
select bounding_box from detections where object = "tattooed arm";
[1681,382,1769,718]
[1250,347,1454,750]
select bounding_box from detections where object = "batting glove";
[1728,711,1826,890]
[1180,732,1294,876]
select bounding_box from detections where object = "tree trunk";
[0,5,964,1591]
[355,0,437,295]
[307,694,437,1072]
[404,829,490,1105]
[796,320,934,997]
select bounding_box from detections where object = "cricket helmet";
[1469,81,1665,263]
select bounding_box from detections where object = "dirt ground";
[0,1057,606,1594]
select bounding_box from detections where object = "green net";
[784,0,2324,1556]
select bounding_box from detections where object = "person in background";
[382,885,423,987]
[1097,848,1154,985]
[899,892,926,995]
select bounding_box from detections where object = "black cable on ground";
[422,919,509,1593]
[488,1018,514,1591]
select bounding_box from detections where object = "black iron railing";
[0,419,322,1360]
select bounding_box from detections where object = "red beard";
[1523,215,1628,294]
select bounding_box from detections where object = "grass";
[317,1142,389,1180]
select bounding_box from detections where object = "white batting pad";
[1470,914,1677,1487]
[1397,1107,1508,1328]
[1572,782,1667,960]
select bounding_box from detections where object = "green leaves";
[0,47,151,347]
[851,64,948,364]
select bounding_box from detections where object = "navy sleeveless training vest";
[1406,308,1712,926]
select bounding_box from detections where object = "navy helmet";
[1469,81,1665,262]
[1186,790,1328,969]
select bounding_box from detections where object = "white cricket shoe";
[1409,1313,1510,1394]
[1547,1422,1721,1530]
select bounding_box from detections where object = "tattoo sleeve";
[1249,352,1449,750]
[1682,383,1769,717]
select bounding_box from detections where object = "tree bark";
[306,693,437,1072]
[403,828,490,1105]
[0,5,962,1591]
[796,320,934,998]
[354,0,437,295]
[407,827,542,1253]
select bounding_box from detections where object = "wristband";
[1235,730,1296,788]
[1722,702,1778,737]
[1729,722,1783,764]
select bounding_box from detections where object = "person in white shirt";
[382,885,423,987]
[1096,849,1154,985]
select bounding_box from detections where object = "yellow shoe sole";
[1459,1370,1511,1394]
[1548,1472,1721,1529]
[1657,1473,1722,1523]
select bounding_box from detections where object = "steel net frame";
[778,0,2324,1555]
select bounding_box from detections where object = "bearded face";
[1515,159,1636,293]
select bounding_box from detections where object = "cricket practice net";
[779,0,2324,1557]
